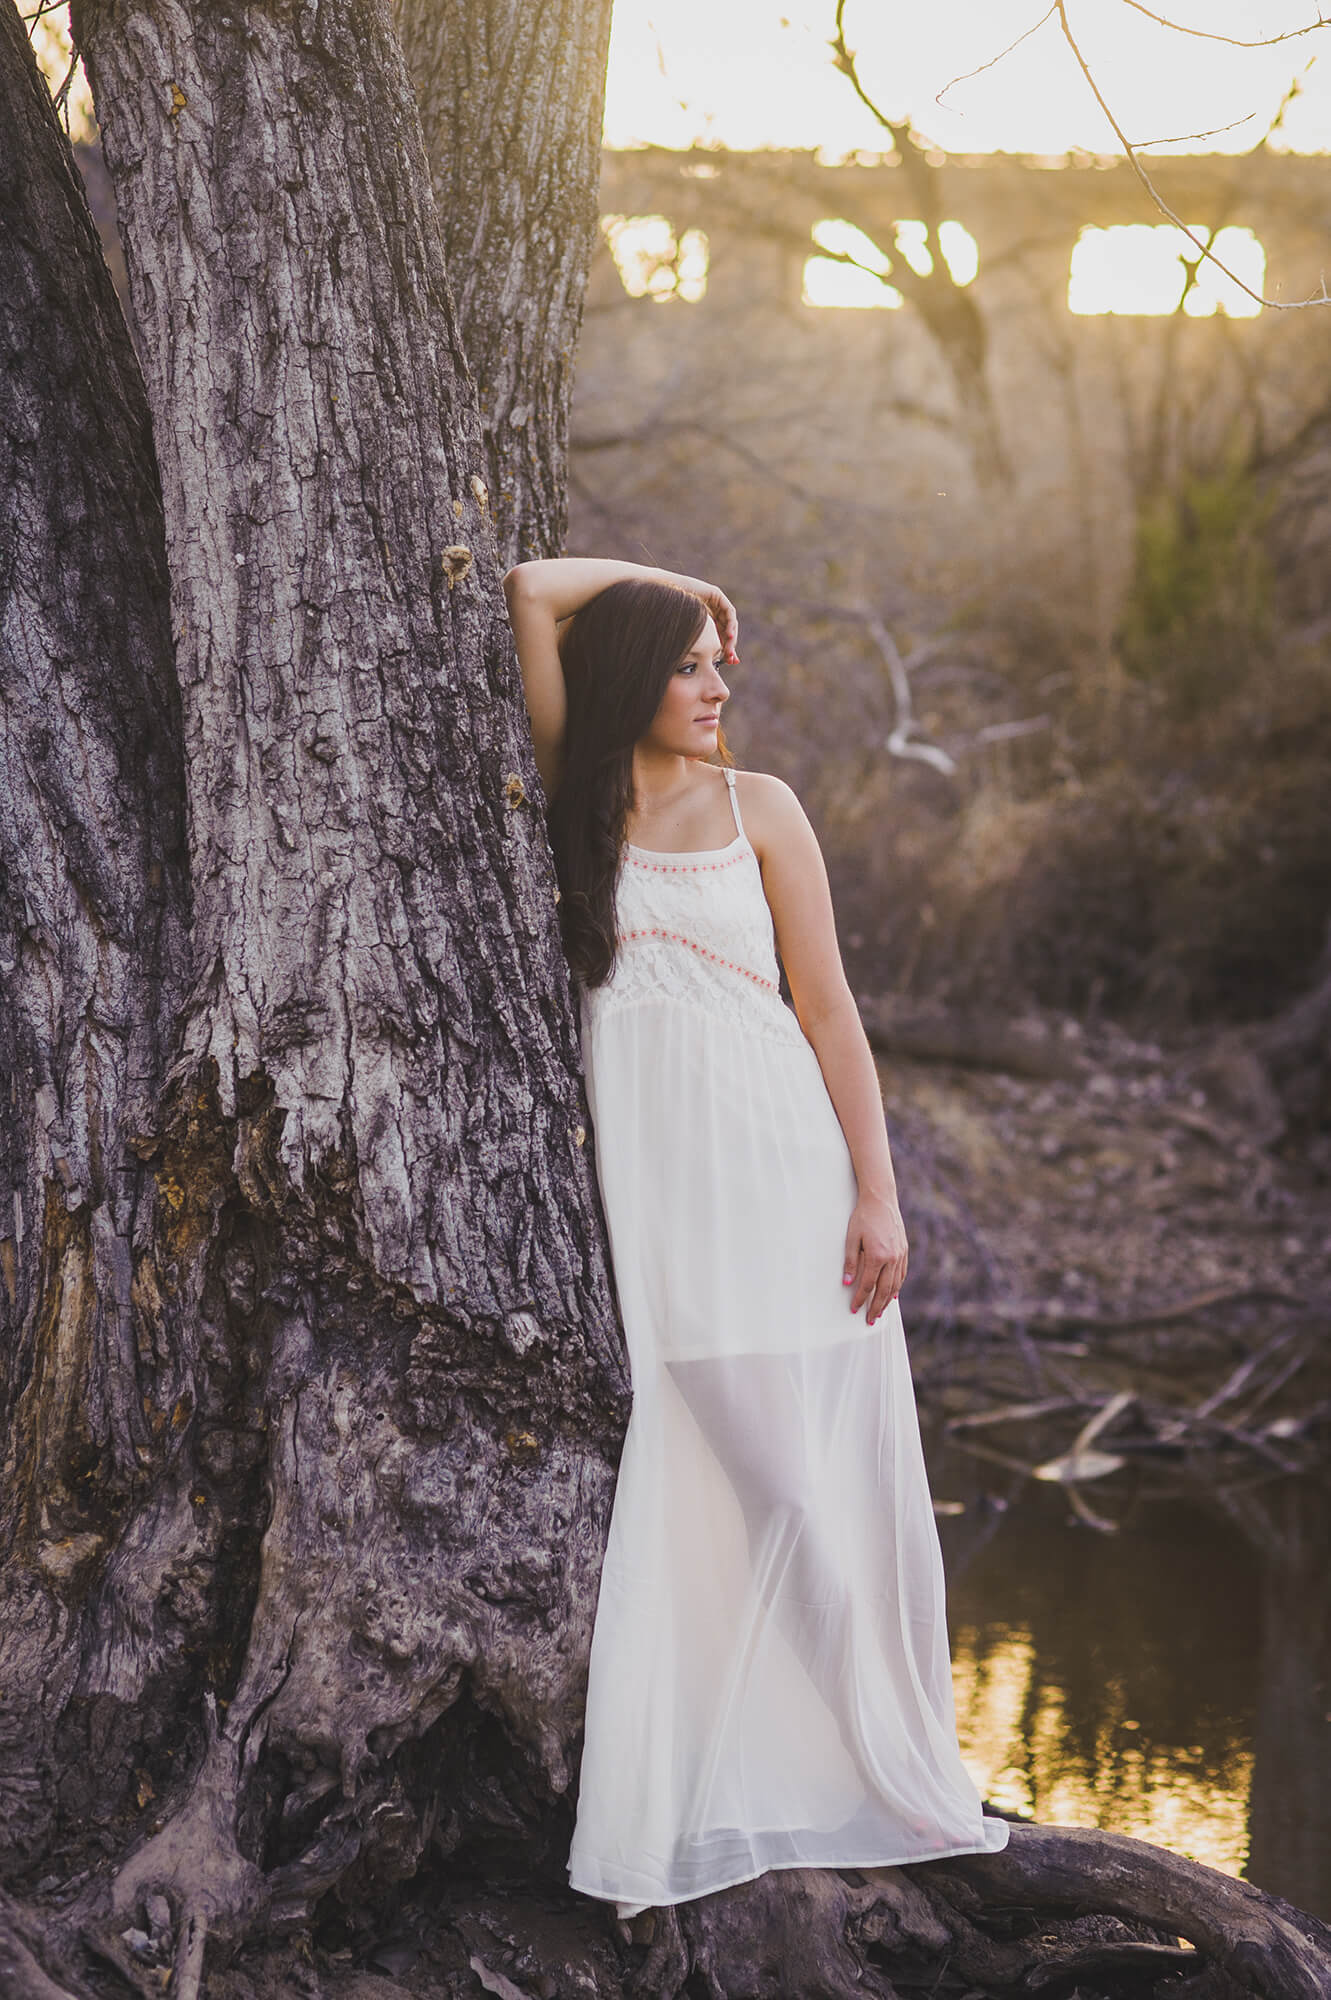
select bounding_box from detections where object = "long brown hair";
[547,578,732,988]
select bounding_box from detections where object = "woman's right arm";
[502,557,738,799]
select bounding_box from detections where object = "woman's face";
[641,615,730,756]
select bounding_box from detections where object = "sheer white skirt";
[567,991,1009,1915]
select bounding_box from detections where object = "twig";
[947,1434,1041,1477]
[1066,1479,1119,1532]
[946,1395,1084,1433]
[830,0,904,144]
[937,6,1058,109]
[1233,1347,1310,1428]
[1152,1330,1299,1445]
[174,1905,207,2000]
[1114,0,1330,49]
[1194,1338,1293,1422]
[1054,0,1331,312]
[1129,111,1259,149]
[973,716,1050,745]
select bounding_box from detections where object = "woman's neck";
[629,746,696,813]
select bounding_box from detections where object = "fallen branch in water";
[938,1321,1328,1516]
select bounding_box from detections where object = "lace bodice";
[580,769,811,1047]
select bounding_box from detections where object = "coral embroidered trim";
[624,845,749,876]
[616,926,780,993]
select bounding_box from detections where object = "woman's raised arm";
[502,557,739,799]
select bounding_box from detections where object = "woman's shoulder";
[730,766,803,813]
[728,768,813,859]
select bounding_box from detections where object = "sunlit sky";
[599,2,1325,313]
[36,1,1331,159]
[33,0,1331,314]
[603,1,1331,156]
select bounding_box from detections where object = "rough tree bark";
[392,0,616,566]
[0,0,191,1858]
[3,0,626,1988]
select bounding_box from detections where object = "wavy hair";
[547,578,732,988]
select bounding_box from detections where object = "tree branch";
[1055,0,1331,311]
[1114,0,1330,49]
[936,4,1057,109]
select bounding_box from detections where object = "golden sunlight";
[802,218,978,308]
[1068,224,1266,317]
[27,9,95,144]
[951,1626,1253,1880]
[600,214,710,301]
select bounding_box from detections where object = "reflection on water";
[930,1444,1331,1918]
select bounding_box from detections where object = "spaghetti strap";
[722,765,746,841]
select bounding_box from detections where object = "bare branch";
[859,607,959,775]
[830,0,906,147]
[1114,0,1330,49]
[937,5,1058,109]
[1130,110,1259,148]
[1055,0,1331,310]
[973,715,1051,744]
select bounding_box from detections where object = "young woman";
[504,555,1008,1920]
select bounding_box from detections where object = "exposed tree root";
[912,1823,1331,1999]
[0,1890,84,2000]
[92,1701,266,1998]
[13,1820,1331,2000]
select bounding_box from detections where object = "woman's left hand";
[843,1193,908,1325]
[681,576,739,661]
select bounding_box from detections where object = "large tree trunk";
[0,0,190,1860]
[393,0,616,565]
[0,0,626,1979]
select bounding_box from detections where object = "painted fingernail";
[843,1274,853,1285]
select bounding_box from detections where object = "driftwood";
[929,1255,1331,1537]
[861,1003,1085,1081]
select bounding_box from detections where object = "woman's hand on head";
[691,579,739,663]
[843,1193,908,1326]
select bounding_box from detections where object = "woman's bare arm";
[742,772,908,1325]
[502,557,738,798]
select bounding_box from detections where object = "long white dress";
[566,766,1008,1918]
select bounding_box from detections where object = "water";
[930,1445,1331,1919]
